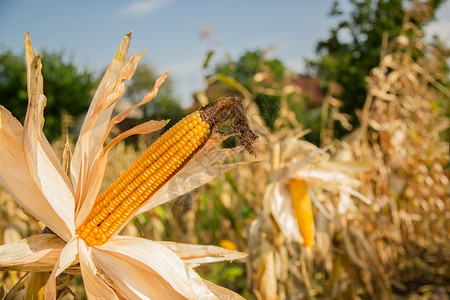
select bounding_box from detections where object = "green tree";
[306,0,445,136]
[0,51,28,124]
[0,50,96,141]
[211,50,287,130]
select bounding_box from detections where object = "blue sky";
[0,0,448,107]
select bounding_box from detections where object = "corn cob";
[77,96,257,246]
[288,178,314,248]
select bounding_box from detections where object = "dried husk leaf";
[203,280,246,300]
[158,241,247,264]
[0,106,73,241]
[0,234,79,274]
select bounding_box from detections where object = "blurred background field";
[1,1,449,299]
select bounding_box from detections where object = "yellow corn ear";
[288,178,314,248]
[77,111,211,246]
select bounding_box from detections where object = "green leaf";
[203,50,215,69]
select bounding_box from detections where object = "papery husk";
[203,280,246,300]
[0,234,79,274]
[0,105,74,242]
[92,236,219,299]
[23,33,76,241]
[158,241,247,264]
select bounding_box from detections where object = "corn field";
[0,2,449,300]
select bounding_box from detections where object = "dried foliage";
[353,9,450,296]
[218,2,449,299]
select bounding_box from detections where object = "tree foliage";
[212,50,287,130]
[306,0,445,136]
[0,51,28,126]
[0,50,95,141]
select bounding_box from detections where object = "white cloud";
[119,0,174,18]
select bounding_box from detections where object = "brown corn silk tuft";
[77,96,258,246]
[200,96,258,156]
[288,178,314,248]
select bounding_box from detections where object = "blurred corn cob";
[288,178,314,248]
